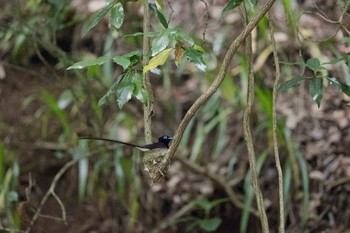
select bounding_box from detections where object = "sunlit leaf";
[326,76,350,96]
[222,0,244,17]
[306,58,321,73]
[81,3,113,37]
[149,3,168,28]
[309,77,323,107]
[198,218,222,232]
[110,2,124,29]
[185,47,207,71]
[157,0,164,9]
[143,48,173,74]
[67,56,111,70]
[278,76,305,91]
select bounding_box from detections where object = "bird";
[79,135,173,151]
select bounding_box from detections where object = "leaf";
[113,56,130,70]
[81,3,113,37]
[309,77,323,107]
[326,76,350,96]
[221,0,244,17]
[143,48,173,74]
[151,29,172,56]
[149,3,168,28]
[176,30,194,46]
[198,218,222,232]
[156,0,165,9]
[132,72,148,105]
[117,73,134,109]
[175,42,184,66]
[277,76,305,91]
[110,2,124,29]
[306,58,321,73]
[67,56,111,70]
[98,75,123,106]
[185,47,207,71]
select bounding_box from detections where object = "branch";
[268,12,285,233]
[241,4,269,232]
[152,0,277,183]
[143,0,154,144]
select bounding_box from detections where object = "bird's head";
[158,135,173,148]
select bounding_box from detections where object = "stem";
[142,1,154,144]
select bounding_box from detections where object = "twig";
[241,4,269,233]
[268,12,285,233]
[143,1,154,144]
[199,0,209,44]
[24,145,119,232]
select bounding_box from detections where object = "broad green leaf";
[221,0,244,17]
[199,218,222,232]
[81,3,113,37]
[132,72,148,105]
[185,47,207,71]
[113,56,130,70]
[149,3,168,28]
[110,3,124,29]
[309,77,323,107]
[143,48,173,74]
[67,56,111,70]
[98,76,121,106]
[278,76,305,91]
[306,58,321,73]
[151,28,172,56]
[326,76,350,96]
[117,73,134,108]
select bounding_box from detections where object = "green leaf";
[98,75,123,106]
[113,56,130,70]
[110,2,124,29]
[143,48,173,74]
[306,58,321,73]
[221,0,244,17]
[326,76,350,96]
[278,76,305,91]
[81,3,113,37]
[87,65,99,79]
[117,73,134,109]
[132,72,148,105]
[67,56,111,70]
[198,218,222,232]
[309,77,323,107]
[149,3,168,28]
[176,30,194,46]
[185,47,207,71]
[151,28,172,56]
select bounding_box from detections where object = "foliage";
[278,56,350,107]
